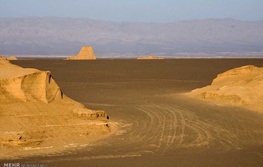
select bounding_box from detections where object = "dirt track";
[6,59,263,167]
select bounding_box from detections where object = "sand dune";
[66,46,96,60]
[0,58,112,159]
[189,65,263,112]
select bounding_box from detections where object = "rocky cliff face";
[1,71,62,103]
[189,65,263,112]
[66,46,96,60]
[0,57,62,103]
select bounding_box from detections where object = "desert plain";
[1,58,263,167]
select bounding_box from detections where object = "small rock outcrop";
[6,56,17,60]
[189,65,263,112]
[137,56,164,60]
[66,46,96,60]
[0,55,18,60]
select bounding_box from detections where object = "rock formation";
[0,56,6,60]
[0,58,112,159]
[137,56,164,60]
[66,46,96,60]
[189,65,263,112]
[0,57,61,103]
[6,56,17,60]
[0,55,17,60]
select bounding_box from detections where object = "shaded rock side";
[189,65,263,112]
[66,46,96,60]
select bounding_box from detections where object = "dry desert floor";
[2,59,263,167]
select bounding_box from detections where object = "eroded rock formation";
[0,58,112,159]
[66,46,96,60]
[0,57,61,103]
[0,55,18,60]
[189,65,263,112]
[6,56,17,60]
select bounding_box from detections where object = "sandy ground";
[2,59,263,167]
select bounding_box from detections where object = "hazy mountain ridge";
[1,17,263,56]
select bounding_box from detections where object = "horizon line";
[0,16,262,24]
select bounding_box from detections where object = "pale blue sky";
[0,0,263,22]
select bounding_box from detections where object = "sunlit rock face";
[66,46,96,60]
[190,65,263,112]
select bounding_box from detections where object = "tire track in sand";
[132,103,243,155]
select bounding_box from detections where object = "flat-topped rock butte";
[0,57,112,159]
[66,46,96,60]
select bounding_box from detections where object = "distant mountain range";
[0,17,263,57]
